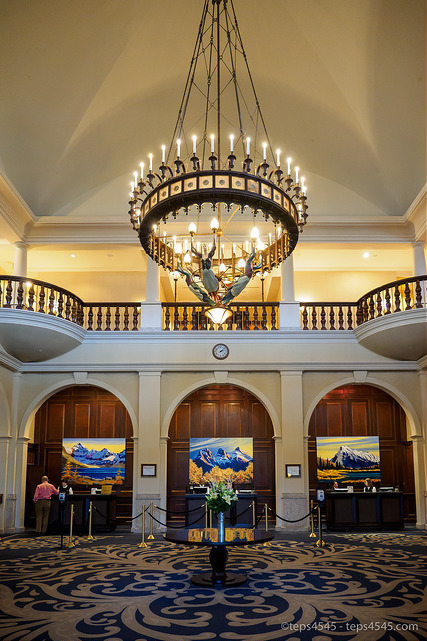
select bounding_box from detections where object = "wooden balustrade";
[355,276,426,323]
[0,277,140,331]
[1,275,425,333]
[162,302,279,331]
[300,303,358,330]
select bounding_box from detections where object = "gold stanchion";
[263,503,272,546]
[86,501,95,540]
[204,501,208,528]
[316,504,325,547]
[252,500,256,527]
[147,501,155,540]
[209,508,212,528]
[65,504,75,548]
[309,499,317,538]
[137,504,148,548]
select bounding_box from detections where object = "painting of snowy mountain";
[61,438,126,485]
[189,437,253,485]
[316,436,381,484]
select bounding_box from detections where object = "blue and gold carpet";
[0,530,425,641]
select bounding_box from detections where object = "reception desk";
[325,491,404,531]
[48,494,117,533]
[185,492,257,528]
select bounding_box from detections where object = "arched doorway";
[167,384,275,524]
[25,385,134,528]
[307,384,415,521]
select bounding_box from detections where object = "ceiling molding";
[404,184,427,242]
[0,171,36,243]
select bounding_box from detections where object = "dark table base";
[190,543,247,587]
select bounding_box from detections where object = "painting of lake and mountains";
[189,437,253,485]
[61,439,126,486]
[316,436,381,486]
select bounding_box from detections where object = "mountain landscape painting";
[61,438,126,486]
[189,438,253,485]
[316,436,381,485]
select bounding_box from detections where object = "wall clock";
[212,344,229,360]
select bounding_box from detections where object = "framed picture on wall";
[141,464,157,477]
[286,464,301,478]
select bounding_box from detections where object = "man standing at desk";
[33,475,58,535]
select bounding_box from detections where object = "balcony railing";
[300,276,426,331]
[162,302,278,331]
[0,274,425,332]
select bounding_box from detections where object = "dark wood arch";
[307,384,415,520]
[25,385,134,528]
[167,384,275,524]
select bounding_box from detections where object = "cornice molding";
[0,170,36,243]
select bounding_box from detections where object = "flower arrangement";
[205,480,237,514]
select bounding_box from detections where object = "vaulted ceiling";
[0,0,425,300]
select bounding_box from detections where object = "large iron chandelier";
[128,0,308,324]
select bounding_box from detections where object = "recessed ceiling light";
[71,254,76,258]
[363,252,370,259]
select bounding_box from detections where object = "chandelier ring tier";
[128,0,309,322]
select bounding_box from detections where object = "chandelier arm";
[167,0,210,163]
[200,4,217,170]
[223,4,245,141]
[229,0,274,160]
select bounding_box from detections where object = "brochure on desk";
[61,438,125,486]
[189,437,253,485]
[316,436,381,485]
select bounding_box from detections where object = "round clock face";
[212,343,229,360]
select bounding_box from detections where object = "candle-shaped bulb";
[287,157,292,175]
[134,171,138,185]
[188,222,197,235]
[301,176,305,191]
[238,258,246,268]
[149,153,153,171]
[276,149,281,167]
[250,226,260,239]
[262,142,267,160]
[246,137,251,155]
[177,139,181,157]
[192,135,197,154]
[210,217,219,231]
[140,162,144,179]
[210,134,215,153]
[230,134,234,153]
[161,145,166,163]
[130,181,134,191]
[295,166,299,183]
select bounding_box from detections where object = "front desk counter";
[185,492,257,528]
[325,491,404,531]
[48,493,117,533]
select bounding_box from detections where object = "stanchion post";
[316,504,325,547]
[65,503,75,548]
[147,501,155,540]
[86,501,95,541]
[309,499,317,538]
[252,500,255,528]
[204,501,208,528]
[137,504,148,548]
[263,503,272,546]
[209,508,212,528]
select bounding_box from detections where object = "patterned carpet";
[0,529,425,641]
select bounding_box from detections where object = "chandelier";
[128,0,308,324]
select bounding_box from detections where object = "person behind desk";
[332,481,339,490]
[33,475,59,535]
[363,478,376,492]
[58,480,73,495]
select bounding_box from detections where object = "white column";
[12,242,29,277]
[411,434,426,528]
[279,256,301,329]
[412,242,426,276]
[279,370,308,530]
[14,436,29,532]
[133,372,162,531]
[140,258,162,330]
[0,436,11,534]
